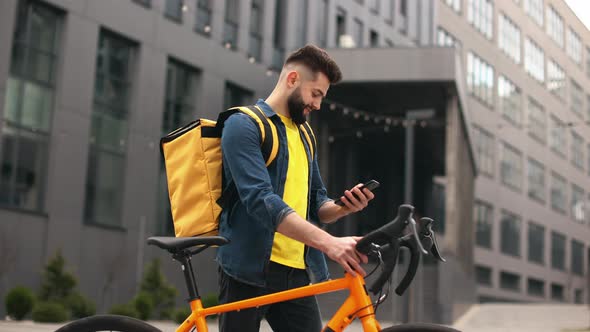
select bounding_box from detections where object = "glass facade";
[1,1,62,211]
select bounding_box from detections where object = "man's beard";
[286,87,308,125]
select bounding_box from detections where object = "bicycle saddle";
[147,236,229,253]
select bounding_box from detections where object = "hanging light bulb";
[248,56,256,63]
[364,114,370,121]
[266,68,273,76]
[384,126,390,133]
[328,136,335,143]
[353,112,360,119]
[182,0,188,12]
[420,120,427,127]
[224,42,232,49]
[329,103,336,111]
[204,25,211,33]
[385,118,392,125]
[356,131,363,138]
[342,108,349,115]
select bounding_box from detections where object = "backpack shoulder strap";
[222,105,279,167]
[299,121,317,160]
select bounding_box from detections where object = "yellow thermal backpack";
[160,105,317,237]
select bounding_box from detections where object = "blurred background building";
[0,0,587,325]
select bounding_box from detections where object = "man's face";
[286,71,330,125]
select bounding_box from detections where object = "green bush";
[133,292,154,320]
[66,292,96,319]
[174,307,191,324]
[139,259,178,319]
[5,286,35,320]
[31,302,69,323]
[109,303,140,319]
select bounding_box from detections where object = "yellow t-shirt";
[270,114,309,269]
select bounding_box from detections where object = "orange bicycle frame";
[176,272,382,332]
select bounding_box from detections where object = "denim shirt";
[216,99,332,287]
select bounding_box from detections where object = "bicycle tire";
[381,323,461,332]
[55,314,162,332]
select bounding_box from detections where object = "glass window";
[527,278,545,297]
[571,131,584,171]
[223,0,239,48]
[132,0,152,8]
[566,28,582,64]
[370,30,379,47]
[353,18,363,47]
[498,76,522,126]
[472,125,495,177]
[546,6,563,48]
[571,239,584,276]
[547,60,566,100]
[527,97,546,144]
[248,0,264,61]
[272,0,287,68]
[467,52,495,107]
[369,0,380,13]
[164,0,183,22]
[224,82,254,110]
[336,7,347,47]
[549,115,566,157]
[524,0,543,27]
[468,0,493,39]
[85,30,136,227]
[528,222,545,264]
[295,0,308,48]
[551,283,564,301]
[498,14,521,64]
[551,231,566,271]
[500,271,521,291]
[476,265,492,286]
[527,158,545,203]
[550,171,567,214]
[316,0,329,47]
[399,0,408,34]
[195,0,213,35]
[474,200,493,249]
[445,0,461,13]
[571,184,585,223]
[570,79,583,119]
[500,142,522,191]
[500,210,521,257]
[437,28,460,49]
[574,289,584,304]
[1,0,62,212]
[525,38,545,83]
[162,59,198,135]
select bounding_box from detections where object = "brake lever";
[419,217,446,262]
[408,217,428,254]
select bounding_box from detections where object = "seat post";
[173,251,200,301]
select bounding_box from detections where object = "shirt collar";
[255,99,279,118]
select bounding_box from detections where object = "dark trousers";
[218,261,322,332]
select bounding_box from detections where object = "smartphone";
[334,180,380,206]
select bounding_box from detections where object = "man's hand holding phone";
[334,180,379,213]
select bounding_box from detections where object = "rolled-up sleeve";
[222,113,293,231]
[308,154,331,224]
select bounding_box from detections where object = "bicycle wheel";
[55,314,162,332]
[381,323,461,332]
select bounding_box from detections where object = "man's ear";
[285,70,300,88]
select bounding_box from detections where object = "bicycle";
[57,204,460,332]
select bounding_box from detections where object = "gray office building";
[0,0,586,326]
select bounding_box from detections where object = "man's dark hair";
[284,44,342,84]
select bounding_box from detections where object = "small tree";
[39,250,76,303]
[139,258,177,319]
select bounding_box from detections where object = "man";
[217,45,375,332]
